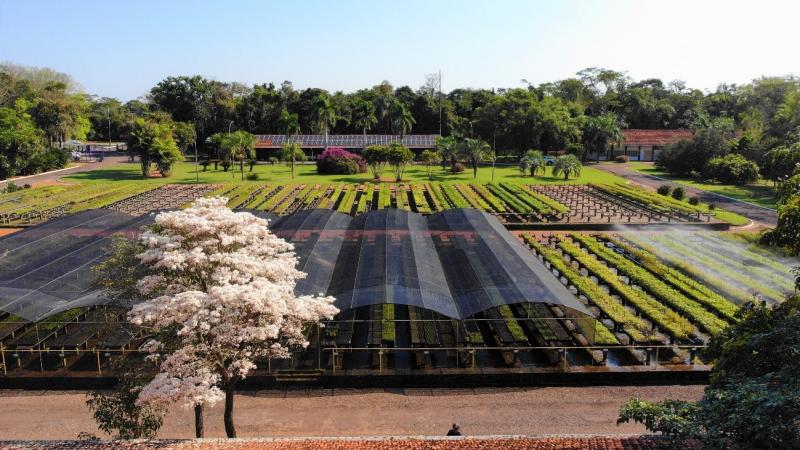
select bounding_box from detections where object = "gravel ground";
[0,385,704,439]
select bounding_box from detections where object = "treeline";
[3,63,800,177]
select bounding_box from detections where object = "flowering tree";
[128,197,338,437]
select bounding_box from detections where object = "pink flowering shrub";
[316,147,367,174]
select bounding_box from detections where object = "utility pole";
[438,69,443,136]
[104,106,110,162]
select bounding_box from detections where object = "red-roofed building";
[590,129,693,161]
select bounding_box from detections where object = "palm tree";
[313,94,337,154]
[552,154,582,180]
[435,136,459,173]
[352,99,377,149]
[390,100,415,143]
[459,138,493,179]
[520,150,546,177]
[222,131,256,181]
[281,141,306,179]
[582,113,622,162]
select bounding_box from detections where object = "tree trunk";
[224,378,238,438]
[240,157,244,181]
[194,404,204,438]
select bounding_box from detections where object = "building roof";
[621,129,693,146]
[254,134,438,149]
[0,436,697,449]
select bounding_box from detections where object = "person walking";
[447,424,461,436]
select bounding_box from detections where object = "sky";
[1,0,799,101]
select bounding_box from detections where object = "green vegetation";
[619,296,800,449]
[590,182,750,225]
[570,233,730,335]
[557,238,695,340]
[66,161,627,186]
[524,236,643,343]
[381,304,395,343]
[631,163,778,209]
[604,235,738,321]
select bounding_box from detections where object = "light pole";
[492,126,496,183]
[228,121,234,180]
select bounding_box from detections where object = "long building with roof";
[254,134,439,159]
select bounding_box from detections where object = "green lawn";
[629,162,778,210]
[64,161,627,185]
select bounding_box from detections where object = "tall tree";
[313,94,337,153]
[390,100,415,139]
[581,112,622,162]
[126,118,175,177]
[129,199,338,438]
[352,99,377,149]
[221,130,256,180]
[0,101,44,178]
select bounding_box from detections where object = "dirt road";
[595,163,778,227]
[0,385,704,439]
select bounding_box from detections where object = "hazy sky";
[1,0,798,101]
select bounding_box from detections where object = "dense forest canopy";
[2,62,800,164]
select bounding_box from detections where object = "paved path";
[0,154,129,188]
[0,385,704,439]
[594,163,778,227]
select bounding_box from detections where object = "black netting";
[327,209,458,318]
[0,207,589,322]
[427,209,589,318]
[269,209,350,297]
[0,210,154,321]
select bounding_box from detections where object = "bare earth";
[0,385,704,439]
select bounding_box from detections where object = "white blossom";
[129,197,338,410]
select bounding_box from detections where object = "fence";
[0,316,708,376]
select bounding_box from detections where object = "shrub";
[615,155,629,163]
[245,173,259,181]
[709,203,716,211]
[21,147,70,175]
[200,159,210,171]
[671,187,685,200]
[657,185,671,196]
[221,160,231,171]
[452,162,465,173]
[703,154,760,186]
[268,156,279,165]
[688,196,699,205]
[3,182,20,193]
[316,147,367,175]
[656,125,733,176]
